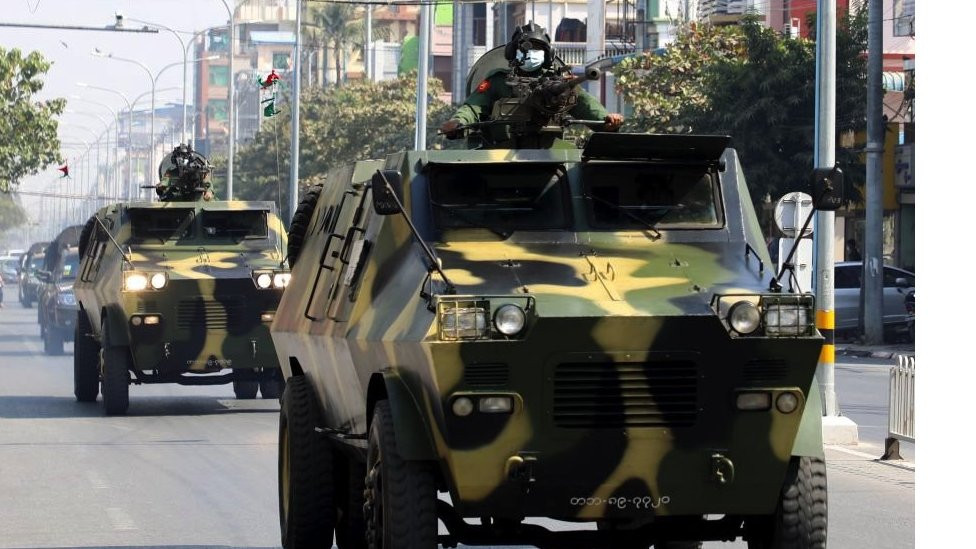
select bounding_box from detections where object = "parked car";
[834,261,915,337]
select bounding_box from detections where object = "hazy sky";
[4,0,234,191]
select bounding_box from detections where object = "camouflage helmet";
[504,22,554,68]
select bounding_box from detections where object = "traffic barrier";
[882,354,914,460]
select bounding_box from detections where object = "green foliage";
[613,10,868,207]
[231,73,453,202]
[0,194,27,234]
[0,48,65,193]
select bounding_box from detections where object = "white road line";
[826,444,916,470]
[105,507,137,531]
[86,470,108,490]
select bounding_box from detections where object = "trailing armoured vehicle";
[271,52,838,549]
[19,241,50,307]
[37,227,82,355]
[72,145,291,415]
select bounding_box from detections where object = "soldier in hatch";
[440,22,624,140]
[155,144,215,202]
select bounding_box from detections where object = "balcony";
[552,41,638,66]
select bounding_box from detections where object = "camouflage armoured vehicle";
[73,145,290,415]
[271,53,834,549]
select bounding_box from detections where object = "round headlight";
[729,301,761,334]
[149,272,167,290]
[494,304,526,336]
[124,273,148,292]
[451,397,474,417]
[776,392,800,414]
[256,273,272,289]
[273,273,291,288]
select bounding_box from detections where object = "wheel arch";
[367,371,438,461]
[791,376,825,458]
[100,304,131,347]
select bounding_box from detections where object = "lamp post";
[217,0,238,200]
[65,107,115,200]
[69,96,120,200]
[77,83,133,199]
[125,17,189,144]
[91,49,156,198]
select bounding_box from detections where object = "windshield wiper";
[431,202,512,240]
[583,194,662,239]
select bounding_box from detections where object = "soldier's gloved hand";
[604,113,624,132]
[440,119,463,139]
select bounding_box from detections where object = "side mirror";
[810,166,844,211]
[371,170,403,216]
[35,270,51,284]
[895,277,911,288]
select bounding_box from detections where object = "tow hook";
[504,454,537,493]
[710,453,735,485]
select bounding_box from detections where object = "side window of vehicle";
[883,267,914,288]
[835,266,861,289]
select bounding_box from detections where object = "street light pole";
[77,83,133,200]
[288,0,303,227]
[126,17,190,144]
[68,97,119,200]
[218,0,237,200]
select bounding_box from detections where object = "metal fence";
[883,354,915,459]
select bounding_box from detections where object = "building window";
[893,0,914,37]
[273,53,291,70]
[209,65,229,87]
[208,99,228,122]
[209,30,229,52]
[472,3,486,46]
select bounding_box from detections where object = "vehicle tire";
[43,325,63,355]
[287,184,323,268]
[233,380,260,399]
[746,457,827,549]
[100,321,131,416]
[260,374,284,400]
[73,312,100,403]
[335,455,367,549]
[364,400,437,549]
[279,375,336,549]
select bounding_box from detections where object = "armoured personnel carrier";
[73,145,290,415]
[271,51,837,549]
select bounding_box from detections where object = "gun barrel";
[550,67,602,95]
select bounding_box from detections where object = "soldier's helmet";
[156,144,214,201]
[504,22,554,69]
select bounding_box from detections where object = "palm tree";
[307,5,392,85]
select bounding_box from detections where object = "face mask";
[516,49,545,71]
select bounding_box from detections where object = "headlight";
[273,272,291,288]
[124,272,149,291]
[764,304,811,336]
[728,301,761,335]
[255,272,272,289]
[149,272,168,290]
[438,300,490,340]
[57,291,77,306]
[494,304,526,336]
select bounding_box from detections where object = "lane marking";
[87,470,108,490]
[105,507,137,531]
[826,444,915,471]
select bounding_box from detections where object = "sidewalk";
[836,342,914,359]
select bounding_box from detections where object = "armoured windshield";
[200,210,269,240]
[582,163,722,229]
[428,163,569,235]
[129,208,195,241]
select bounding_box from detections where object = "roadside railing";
[882,354,915,460]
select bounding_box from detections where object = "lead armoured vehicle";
[73,145,291,415]
[271,50,835,549]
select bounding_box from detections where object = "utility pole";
[813,0,838,417]
[863,0,885,343]
[288,0,303,227]
[415,2,432,151]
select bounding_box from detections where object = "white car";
[834,261,914,334]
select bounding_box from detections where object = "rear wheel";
[279,375,336,548]
[233,380,260,399]
[73,312,99,402]
[364,400,437,549]
[43,325,63,355]
[100,321,131,416]
[287,184,323,268]
[746,457,827,549]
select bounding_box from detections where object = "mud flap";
[382,371,438,460]
[790,376,825,458]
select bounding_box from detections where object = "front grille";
[136,300,158,313]
[743,359,788,384]
[464,363,509,388]
[553,361,699,428]
[177,297,244,330]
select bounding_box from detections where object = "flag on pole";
[58,165,70,178]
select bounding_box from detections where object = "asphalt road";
[0,287,913,548]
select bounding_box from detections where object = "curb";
[836,348,914,360]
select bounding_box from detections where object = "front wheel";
[279,375,336,548]
[364,400,437,549]
[746,457,828,549]
[100,321,131,415]
[73,313,99,402]
[233,380,259,399]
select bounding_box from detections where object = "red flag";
[58,165,70,178]
[261,69,280,89]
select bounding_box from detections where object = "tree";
[0,193,27,234]
[613,9,868,208]
[230,73,453,202]
[0,48,65,193]
[308,4,361,85]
